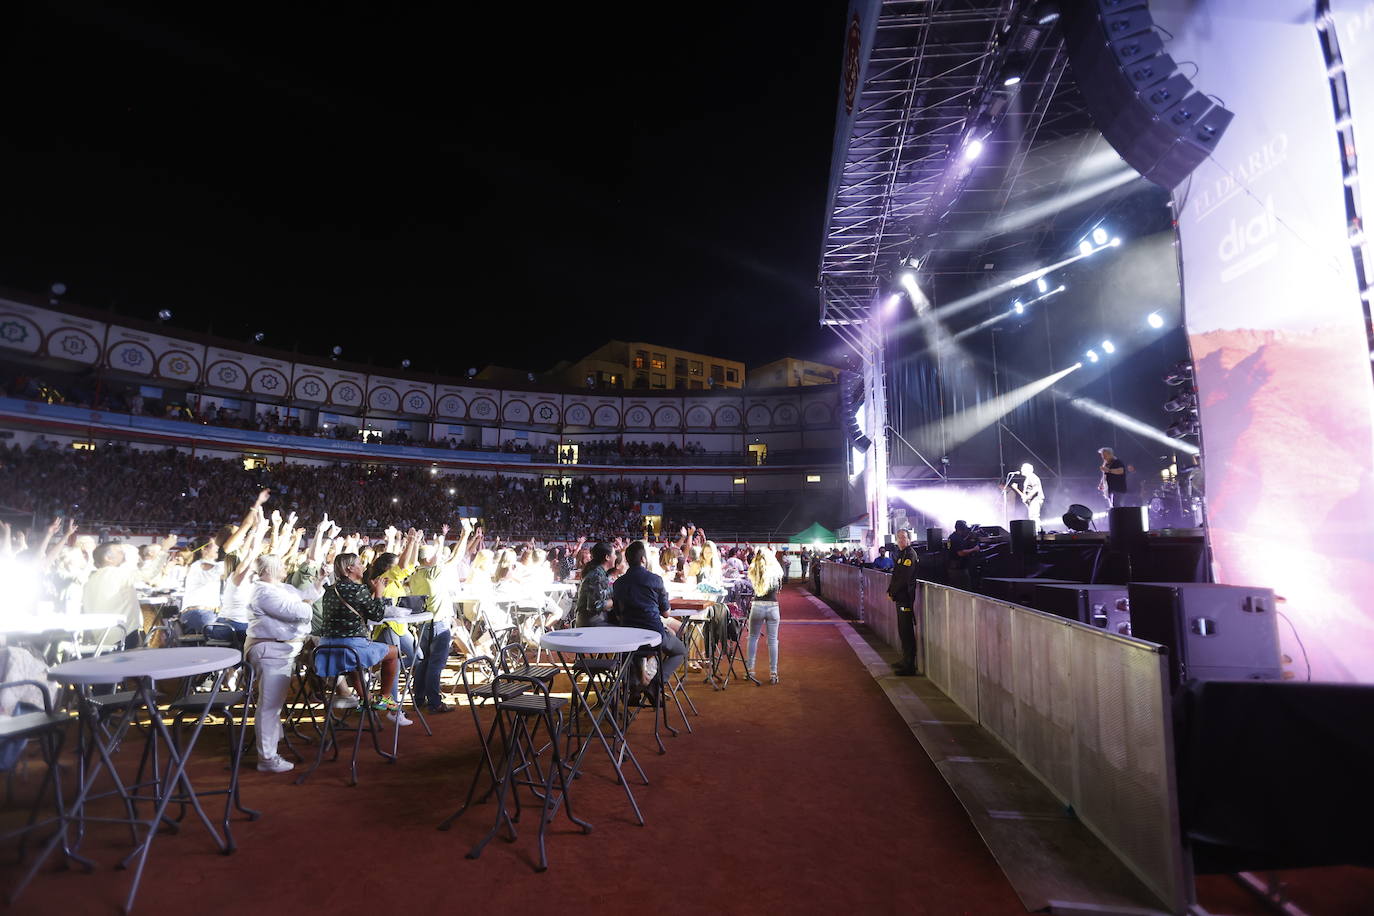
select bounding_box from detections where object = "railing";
[813,562,1190,913]
[920,583,1188,913]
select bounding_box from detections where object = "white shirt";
[219,574,257,624]
[182,561,223,610]
[246,581,313,642]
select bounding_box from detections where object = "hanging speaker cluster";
[1060,0,1233,190]
[839,370,872,451]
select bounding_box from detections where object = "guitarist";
[1006,462,1044,525]
[1098,446,1129,508]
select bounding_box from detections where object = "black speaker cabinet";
[982,577,1079,607]
[925,527,944,551]
[1128,583,1281,687]
[1060,0,1234,189]
[1009,519,1038,557]
[1033,583,1131,635]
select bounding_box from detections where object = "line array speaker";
[1060,0,1233,190]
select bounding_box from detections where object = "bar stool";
[439,656,528,825]
[459,673,588,872]
[294,645,395,787]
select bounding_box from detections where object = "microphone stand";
[1002,471,1016,529]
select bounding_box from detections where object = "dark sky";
[0,1,848,374]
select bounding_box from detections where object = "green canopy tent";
[790,522,838,545]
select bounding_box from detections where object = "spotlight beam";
[1065,396,1200,455]
[913,364,1081,453]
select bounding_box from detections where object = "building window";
[652,373,667,388]
[651,354,666,370]
[733,476,747,485]
[806,474,821,483]
[634,373,649,388]
[689,360,703,376]
[674,357,688,375]
[633,350,647,369]
[725,368,739,383]
[710,364,723,382]
[748,443,767,465]
[675,376,689,389]
[71,441,95,451]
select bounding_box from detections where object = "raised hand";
[65,518,78,537]
[441,523,451,538]
[46,516,63,535]
[254,488,271,508]
[161,533,178,550]
[270,508,283,526]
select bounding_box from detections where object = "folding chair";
[294,645,395,787]
[0,680,72,868]
[438,656,528,827]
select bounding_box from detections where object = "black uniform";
[886,543,919,674]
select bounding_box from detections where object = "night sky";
[0,1,849,374]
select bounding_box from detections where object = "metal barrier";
[815,563,902,655]
[919,581,1189,913]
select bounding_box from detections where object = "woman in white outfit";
[245,554,320,773]
[745,548,784,685]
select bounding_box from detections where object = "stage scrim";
[1158,0,1374,682]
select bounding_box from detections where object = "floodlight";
[1110,237,1122,247]
[1092,227,1109,245]
[1079,240,1094,257]
[1013,300,1024,314]
[964,138,985,161]
[1101,340,1115,354]
[1085,350,1099,363]
[1036,277,1048,293]
[1147,311,1165,328]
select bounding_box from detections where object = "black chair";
[165,661,258,851]
[439,656,528,827]
[497,643,559,687]
[294,645,394,787]
[451,674,588,872]
[0,680,72,866]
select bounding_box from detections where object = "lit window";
[633,350,647,369]
[651,354,666,370]
[806,474,821,483]
[689,360,703,376]
[71,441,95,451]
[733,477,747,485]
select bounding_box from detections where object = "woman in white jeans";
[745,549,784,685]
[244,554,320,773]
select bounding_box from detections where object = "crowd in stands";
[573,440,707,459]
[0,441,676,539]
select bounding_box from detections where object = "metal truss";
[818,0,1103,329]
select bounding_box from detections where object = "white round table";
[385,611,433,627]
[541,626,661,654]
[34,646,245,912]
[48,646,241,684]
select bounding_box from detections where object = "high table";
[18,647,242,913]
[0,613,127,662]
[539,626,661,826]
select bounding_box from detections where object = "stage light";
[886,292,903,313]
[964,138,985,161]
[1164,362,1193,386]
[1167,417,1200,438]
[253,332,266,343]
[50,282,67,296]
[1013,300,1024,314]
[1147,311,1165,328]
[401,359,411,369]
[1164,392,1197,413]
[1110,237,1122,247]
[527,372,536,382]
[1092,227,1109,245]
[1036,277,1049,293]
[1101,340,1115,354]
[1085,350,1099,363]
[1003,74,1022,87]
[467,367,477,377]
[1062,504,1093,532]
[157,309,173,322]
[1078,240,1094,257]
[331,345,343,357]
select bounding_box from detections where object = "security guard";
[886,527,919,676]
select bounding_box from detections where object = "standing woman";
[745,548,784,685]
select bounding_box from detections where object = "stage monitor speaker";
[925,527,944,551]
[1108,506,1148,546]
[1033,583,1132,634]
[839,371,871,450]
[1128,583,1281,688]
[974,525,1009,541]
[982,576,1080,607]
[1009,519,1038,557]
[1060,1,1234,190]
